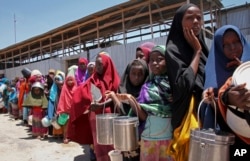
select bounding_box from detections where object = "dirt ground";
[0,113,91,161]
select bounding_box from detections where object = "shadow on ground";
[74,145,91,161]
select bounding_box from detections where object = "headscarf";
[137,45,172,117]
[67,65,78,78]
[68,52,120,144]
[30,69,45,84]
[119,59,149,98]
[87,61,95,68]
[57,76,77,115]
[86,62,96,80]
[49,72,64,102]
[75,57,88,86]
[204,25,250,91]
[140,41,155,50]
[48,69,56,75]
[22,82,48,108]
[136,46,151,63]
[0,78,9,85]
[9,87,18,103]
[31,69,42,77]
[165,3,209,129]
[46,71,65,119]
[72,53,120,116]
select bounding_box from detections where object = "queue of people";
[0,3,250,161]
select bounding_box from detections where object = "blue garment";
[9,87,18,104]
[47,75,62,119]
[49,83,59,102]
[22,93,29,121]
[47,99,55,120]
[203,25,250,128]
[205,25,250,90]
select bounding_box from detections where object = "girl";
[203,25,250,160]
[138,45,173,161]
[106,59,149,161]
[75,57,88,86]
[107,45,173,161]
[56,75,77,144]
[47,71,65,138]
[22,82,48,139]
[165,3,209,161]
[68,52,120,161]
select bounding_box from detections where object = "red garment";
[68,54,120,154]
[136,46,151,63]
[78,57,88,65]
[18,80,30,110]
[140,47,151,63]
[56,76,77,115]
[28,75,37,85]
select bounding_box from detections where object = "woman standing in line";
[68,52,120,161]
[165,3,209,161]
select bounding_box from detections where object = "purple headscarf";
[75,57,88,86]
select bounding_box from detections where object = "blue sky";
[0,0,249,49]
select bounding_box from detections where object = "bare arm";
[183,27,202,75]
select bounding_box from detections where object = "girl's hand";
[183,27,201,53]
[226,56,242,68]
[203,87,215,104]
[90,102,101,111]
[228,83,250,110]
[105,91,115,99]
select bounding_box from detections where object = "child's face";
[223,30,243,60]
[33,87,41,95]
[95,56,104,75]
[87,65,95,76]
[66,77,75,87]
[149,51,167,75]
[129,65,145,86]
[136,49,147,62]
[36,75,42,81]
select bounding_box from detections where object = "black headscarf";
[165,3,209,130]
[119,59,149,98]
[119,59,149,115]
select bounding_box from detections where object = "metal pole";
[14,13,16,43]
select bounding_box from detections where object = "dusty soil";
[0,113,91,161]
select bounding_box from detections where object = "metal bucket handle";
[101,97,118,115]
[124,95,140,121]
[197,98,217,130]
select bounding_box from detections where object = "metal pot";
[113,116,139,151]
[21,67,31,78]
[96,113,118,145]
[188,100,235,161]
[188,128,235,161]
